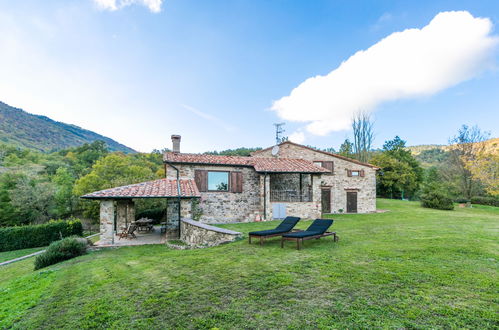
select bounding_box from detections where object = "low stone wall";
[180,218,242,247]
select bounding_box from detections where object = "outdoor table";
[135,219,154,232]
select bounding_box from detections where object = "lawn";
[1,199,497,329]
[0,247,45,263]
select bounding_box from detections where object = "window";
[347,169,365,177]
[314,161,334,173]
[208,171,229,191]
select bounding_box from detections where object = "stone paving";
[95,225,166,247]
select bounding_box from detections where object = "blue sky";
[0,0,498,152]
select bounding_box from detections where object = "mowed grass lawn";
[0,199,497,329]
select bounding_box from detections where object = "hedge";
[0,220,83,252]
[471,196,499,207]
[34,236,88,270]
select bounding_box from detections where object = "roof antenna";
[273,122,286,145]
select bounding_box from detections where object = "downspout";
[167,162,182,238]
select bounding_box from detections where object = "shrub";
[34,236,88,270]
[136,207,165,224]
[0,219,83,252]
[471,196,499,207]
[420,190,454,210]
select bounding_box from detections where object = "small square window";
[351,170,360,176]
[208,171,229,191]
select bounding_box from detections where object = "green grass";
[0,247,45,263]
[1,199,497,329]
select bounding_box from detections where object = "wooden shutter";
[194,170,208,192]
[322,161,334,173]
[360,170,365,177]
[347,169,352,177]
[230,172,243,193]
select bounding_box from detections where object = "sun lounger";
[248,216,300,245]
[281,219,337,250]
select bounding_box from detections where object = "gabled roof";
[251,141,380,169]
[165,153,252,166]
[164,152,330,174]
[81,178,200,199]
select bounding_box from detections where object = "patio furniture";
[281,219,338,250]
[136,218,154,232]
[118,223,137,240]
[248,216,301,245]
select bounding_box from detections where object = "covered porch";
[81,178,200,246]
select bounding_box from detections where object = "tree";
[73,153,161,219]
[52,167,77,218]
[338,139,354,158]
[448,125,490,199]
[464,151,499,196]
[352,112,374,162]
[371,136,423,199]
[9,175,56,224]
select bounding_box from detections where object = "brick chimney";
[171,135,181,153]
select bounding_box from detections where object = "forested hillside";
[0,101,135,153]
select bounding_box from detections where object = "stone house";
[164,135,379,223]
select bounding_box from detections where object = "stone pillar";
[126,200,135,224]
[262,174,271,220]
[100,200,115,245]
[180,199,192,219]
[116,200,128,231]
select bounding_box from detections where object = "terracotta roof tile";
[164,152,329,173]
[81,178,200,199]
[250,141,380,169]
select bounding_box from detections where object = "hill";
[0,101,135,153]
[407,138,498,167]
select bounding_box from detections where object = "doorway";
[346,191,358,213]
[321,188,331,214]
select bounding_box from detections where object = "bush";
[34,236,88,270]
[420,190,454,210]
[471,196,499,207]
[136,207,165,224]
[0,219,83,252]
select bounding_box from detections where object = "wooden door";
[321,188,331,214]
[346,192,358,213]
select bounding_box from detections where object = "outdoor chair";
[248,216,300,245]
[281,219,338,250]
[118,223,137,240]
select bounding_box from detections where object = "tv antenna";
[274,122,286,145]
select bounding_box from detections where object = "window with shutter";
[230,172,243,193]
[322,161,334,173]
[194,170,208,192]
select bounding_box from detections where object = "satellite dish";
[271,145,280,156]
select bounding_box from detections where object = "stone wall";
[180,218,242,247]
[167,164,262,223]
[253,143,377,213]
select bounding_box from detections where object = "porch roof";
[164,152,330,174]
[81,178,200,199]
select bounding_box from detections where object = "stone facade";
[165,142,377,224]
[167,164,262,223]
[180,218,242,247]
[252,143,377,213]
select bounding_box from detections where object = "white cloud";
[288,130,305,144]
[271,11,499,137]
[93,0,163,13]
